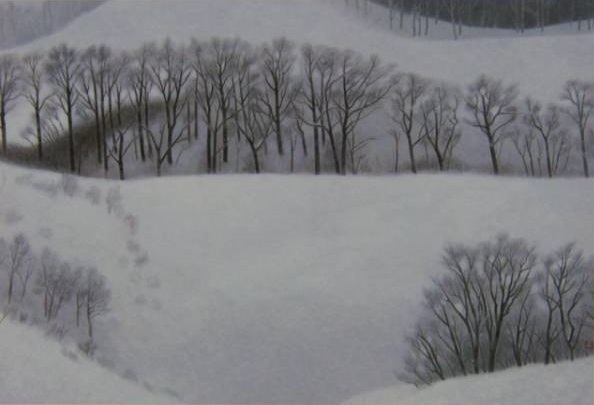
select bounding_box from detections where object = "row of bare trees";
[401,234,593,386]
[0,234,110,345]
[358,0,594,38]
[0,38,592,178]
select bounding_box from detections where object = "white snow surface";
[0,319,171,403]
[0,158,593,403]
[344,357,594,405]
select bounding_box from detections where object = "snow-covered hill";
[1,1,593,403]
[344,357,593,405]
[0,319,171,403]
[1,158,592,403]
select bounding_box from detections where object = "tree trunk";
[0,107,7,154]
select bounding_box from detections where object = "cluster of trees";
[0,233,111,348]
[0,38,592,178]
[0,1,104,50]
[401,234,593,386]
[358,0,594,37]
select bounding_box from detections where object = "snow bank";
[0,319,171,403]
[344,357,593,405]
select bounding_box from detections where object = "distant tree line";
[0,38,592,178]
[401,234,593,386]
[0,1,105,50]
[0,231,111,354]
[359,0,594,37]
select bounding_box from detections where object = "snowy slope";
[0,319,171,403]
[344,358,593,405]
[1,159,593,403]
[8,0,593,103]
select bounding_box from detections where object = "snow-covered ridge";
[344,357,593,405]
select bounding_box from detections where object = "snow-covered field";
[1,1,593,404]
[1,159,592,403]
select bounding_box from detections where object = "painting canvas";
[0,0,592,404]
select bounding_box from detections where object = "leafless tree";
[541,244,593,361]
[45,44,81,173]
[419,84,462,171]
[479,235,537,372]
[78,45,107,166]
[36,249,78,321]
[300,44,322,174]
[0,54,21,154]
[402,234,538,385]
[128,44,154,163]
[208,38,241,166]
[233,45,272,173]
[510,125,545,177]
[561,80,593,177]
[22,53,51,161]
[332,51,392,175]
[1,234,32,305]
[81,267,110,340]
[523,98,571,177]
[149,39,191,166]
[259,37,298,158]
[465,75,518,175]
[146,118,186,177]
[391,73,429,174]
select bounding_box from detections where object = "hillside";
[0,1,593,404]
[1,157,593,403]
[0,319,171,403]
[344,357,593,405]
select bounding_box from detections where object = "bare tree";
[402,234,538,385]
[208,38,240,166]
[419,84,462,171]
[79,45,106,166]
[259,37,298,158]
[332,51,392,175]
[146,120,187,177]
[523,98,571,178]
[233,45,272,173]
[149,39,191,166]
[479,235,537,372]
[36,249,78,321]
[1,234,32,305]
[465,75,518,175]
[81,268,110,340]
[391,73,429,174]
[45,44,81,173]
[562,80,593,177]
[300,44,322,174]
[128,44,154,163]
[542,244,593,361]
[510,125,544,177]
[0,54,21,154]
[22,53,51,161]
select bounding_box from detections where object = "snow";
[4,0,594,147]
[0,1,593,403]
[343,358,594,405]
[0,159,593,403]
[0,319,171,403]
